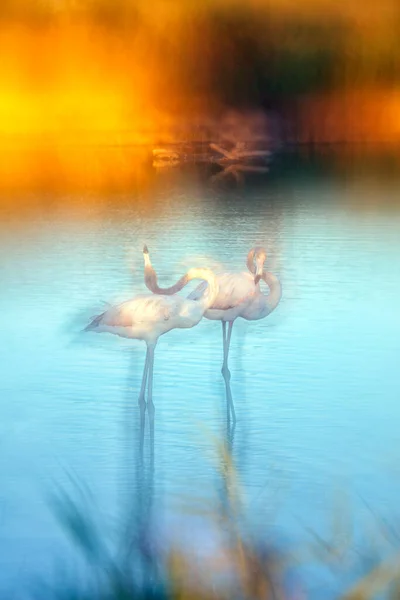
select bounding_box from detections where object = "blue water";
[1,168,400,597]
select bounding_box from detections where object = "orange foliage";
[295,88,400,144]
[0,1,399,190]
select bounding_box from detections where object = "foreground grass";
[37,438,400,600]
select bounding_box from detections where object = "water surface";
[1,159,400,597]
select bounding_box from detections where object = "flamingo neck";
[186,267,219,309]
[261,271,282,314]
[246,248,256,274]
[143,251,189,295]
[143,255,218,308]
[144,265,189,295]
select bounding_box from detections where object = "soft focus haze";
[2,4,400,599]
[2,1,400,121]
[1,0,400,175]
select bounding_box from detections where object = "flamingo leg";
[146,344,156,452]
[221,321,234,379]
[138,349,150,437]
[226,321,234,353]
[221,321,236,422]
[222,321,227,359]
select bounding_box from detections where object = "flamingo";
[85,248,219,437]
[143,247,282,403]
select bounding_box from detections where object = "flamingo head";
[253,246,267,284]
[142,244,152,268]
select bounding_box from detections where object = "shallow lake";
[1,154,400,598]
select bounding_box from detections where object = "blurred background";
[1,0,400,191]
[1,2,400,599]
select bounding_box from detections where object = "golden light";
[0,0,399,193]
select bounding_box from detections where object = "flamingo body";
[187,271,259,321]
[85,293,206,345]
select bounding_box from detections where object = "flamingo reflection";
[119,391,157,589]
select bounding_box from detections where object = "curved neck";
[144,262,189,296]
[261,271,282,313]
[246,248,256,274]
[144,255,218,308]
[186,267,219,309]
